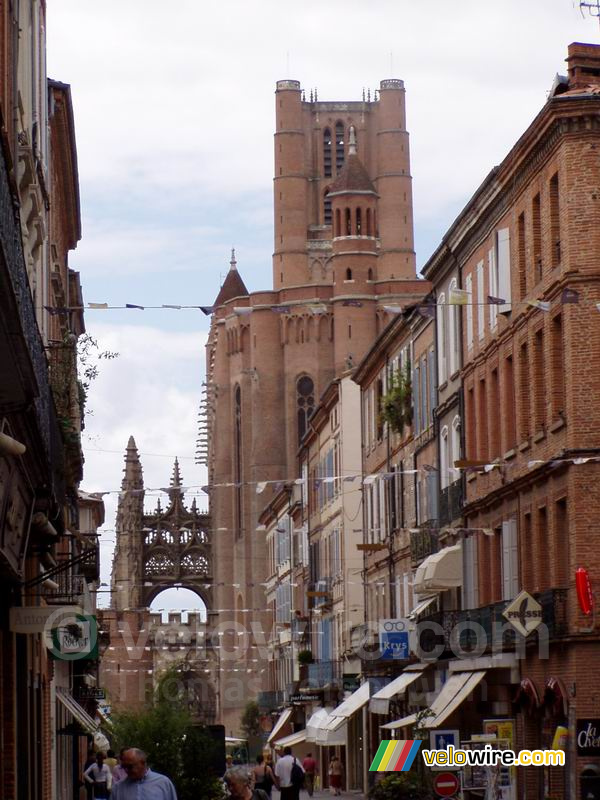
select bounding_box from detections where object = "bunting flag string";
[42,287,594,317]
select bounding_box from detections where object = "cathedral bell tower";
[111,436,144,611]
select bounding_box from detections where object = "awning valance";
[316,715,347,746]
[275,729,307,747]
[383,670,486,731]
[413,544,462,595]
[408,595,437,621]
[329,682,370,719]
[267,707,293,744]
[56,688,98,734]
[370,668,425,715]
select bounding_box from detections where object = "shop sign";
[379,618,410,660]
[76,687,106,700]
[502,591,543,637]
[9,605,82,634]
[50,614,98,661]
[342,675,359,692]
[290,693,321,703]
[577,720,600,755]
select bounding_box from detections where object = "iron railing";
[410,528,439,566]
[307,660,340,688]
[439,479,463,526]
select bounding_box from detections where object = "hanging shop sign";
[379,618,410,660]
[49,614,98,661]
[502,591,543,637]
[577,720,600,755]
[290,693,322,704]
[9,605,82,634]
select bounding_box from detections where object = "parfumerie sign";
[577,720,600,755]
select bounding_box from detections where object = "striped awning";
[56,688,98,734]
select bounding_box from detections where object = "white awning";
[382,670,487,732]
[275,729,307,747]
[56,688,98,734]
[268,707,293,744]
[381,713,417,730]
[306,707,330,743]
[407,595,437,621]
[413,544,462,594]
[316,715,347,746]
[369,669,425,715]
[329,682,370,719]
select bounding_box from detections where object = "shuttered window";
[501,519,519,600]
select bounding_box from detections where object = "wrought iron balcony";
[79,538,100,582]
[257,691,284,712]
[416,589,569,657]
[439,479,463,527]
[307,660,340,688]
[410,527,439,567]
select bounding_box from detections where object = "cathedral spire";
[121,435,143,491]
[168,457,184,503]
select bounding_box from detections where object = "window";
[466,386,476,459]
[550,173,560,268]
[440,426,449,489]
[413,361,420,434]
[476,261,484,340]
[356,207,362,235]
[323,128,332,177]
[451,416,461,480]
[334,208,341,237]
[368,267,373,281]
[428,348,436,424]
[448,279,460,375]
[345,208,351,235]
[478,378,488,461]
[554,498,568,586]
[437,295,447,383]
[496,228,511,312]
[518,212,526,300]
[535,506,548,591]
[297,376,315,443]
[346,267,353,281]
[276,581,292,623]
[519,342,530,440]
[489,368,500,458]
[366,208,372,237]
[275,516,292,566]
[552,314,565,418]
[501,519,519,600]
[534,329,545,432]
[420,356,427,431]
[504,356,516,450]
[466,273,474,351]
[533,193,542,283]
[323,190,332,226]
[335,122,345,173]
[488,247,498,329]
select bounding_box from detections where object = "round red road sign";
[433,771,460,797]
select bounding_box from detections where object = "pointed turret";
[213,249,249,307]
[121,435,144,491]
[168,457,184,503]
[328,129,377,197]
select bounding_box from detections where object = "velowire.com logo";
[369,740,422,772]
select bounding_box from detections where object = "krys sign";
[577,720,600,755]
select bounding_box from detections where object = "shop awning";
[413,544,462,595]
[56,688,98,734]
[316,715,347,747]
[407,595,437,621]
[370,667,426,715]
[383,670,486,731]
[306,707,330,743]
[274,729,307,747]
[267,707,293,744]
[329,681,370,719]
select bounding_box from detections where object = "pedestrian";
[112,748,129,785]
[83,749,96,800]
[274,746,304,800]
[111,747,177,799]
[252,754,276,797]
[302,752,318,797]
[328,756,344,796]
[225,766,270,800]
[84,752,112,799]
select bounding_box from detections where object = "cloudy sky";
[45,1,599,609]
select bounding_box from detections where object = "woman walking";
[252,755,276,797]
[328,755,344,796]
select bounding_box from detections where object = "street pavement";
[271,791,364,800]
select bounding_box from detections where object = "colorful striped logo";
[369,740,422,772]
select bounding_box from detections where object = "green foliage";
[110,667,223,800]
[77,333,119,418]
[379,363,413,434]
[297,649,314,665]
[240,700,261,738]
[369,771,431,800]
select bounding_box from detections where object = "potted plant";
[379,363,413,434]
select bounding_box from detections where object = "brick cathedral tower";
[206,78,425,730]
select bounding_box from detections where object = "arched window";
[366,208,372,237]
[297,376,315,444]
[345,208,351,236]
[437,294,447,384]
[451,416,461,484]
[440,426,449,489]
[368,267,373,281]
[335,122,345,173]
[345,268,353,281]
[356,207,362,235]
[323,128,332,178]
[335,208,341,237]
[323,189,332,226]
[448,278,460,376]
[234,386,242,537]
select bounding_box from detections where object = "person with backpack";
[274,746,305,800]
[252,754,276,797]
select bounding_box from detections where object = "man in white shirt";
[274,746,304,800]
[84,752,112,798]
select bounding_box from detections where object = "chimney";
[566,42,600,89]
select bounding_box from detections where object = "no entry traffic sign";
[433,771,460,797]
